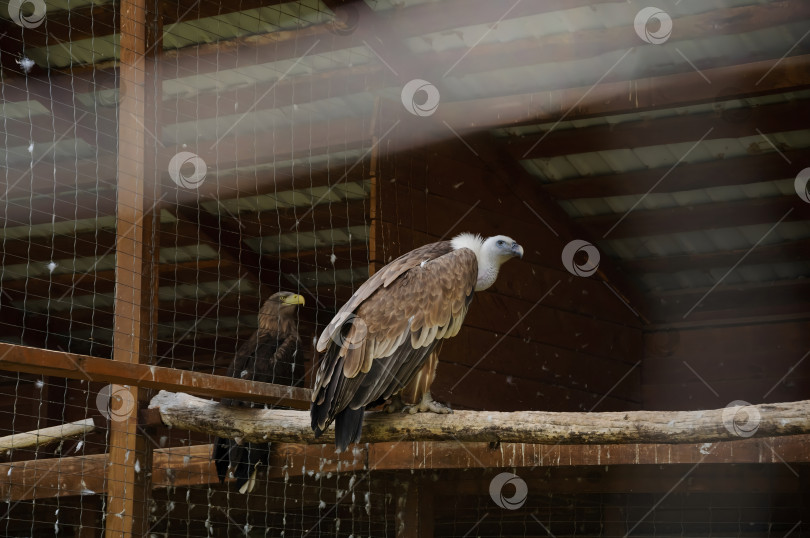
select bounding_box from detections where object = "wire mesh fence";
[2,0,810,536]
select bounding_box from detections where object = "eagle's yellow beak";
[282,294,305,306]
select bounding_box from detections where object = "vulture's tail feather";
[334,407,365,452]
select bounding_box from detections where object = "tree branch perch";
[0,418,97,454]
[148,391,810,445]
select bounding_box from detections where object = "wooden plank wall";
[372,135,644,413]
[644,320,810,410]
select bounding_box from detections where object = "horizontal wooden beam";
[577,195,810,239]
[544,148,810,199]
[0,343,311,409]
[4,432,809,501]
[151,391,810,445]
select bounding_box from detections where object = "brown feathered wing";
[214,317,299,492]
[310,241,477,450]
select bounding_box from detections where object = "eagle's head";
[258,291,305,331]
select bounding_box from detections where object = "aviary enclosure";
[1,0,809,536]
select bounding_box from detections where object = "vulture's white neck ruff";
[451,233,501,291]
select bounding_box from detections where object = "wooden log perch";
[149,391,810,445]
[0,418,97,453]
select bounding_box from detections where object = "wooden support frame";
[3,434,809,501]
[104,0,162,533]
[0,343,311,409]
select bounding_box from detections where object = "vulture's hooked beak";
[282,294,306,306]
[512,242,524,259]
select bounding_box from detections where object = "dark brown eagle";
[213,291,304,493]
[310,233,523,451]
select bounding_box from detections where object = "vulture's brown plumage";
[311,233,523,450]
[213,291,304,493]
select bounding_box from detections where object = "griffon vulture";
[311,233,523,451]
[213,291,304,493]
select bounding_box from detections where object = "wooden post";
[105,0,162,535]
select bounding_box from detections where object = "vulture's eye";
[497,240,505,246]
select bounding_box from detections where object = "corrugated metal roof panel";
[602,221,810,261]
[641,261,810,292]
[1,216,117,241]
[287,266,368,287]
[441,21,809,102]
[163,93,375,143]
[162,46,374,100]
[0,0,111,18]
[159,244,220,264]
[525,129,810,185]
[562,178,796,218]
[159,277,256,301]
[1,138,98,167]
[163,1,332,50]
[406,1,765,54]
[494,90,810,137]
[248,224,368,253]
[202,179,370,214]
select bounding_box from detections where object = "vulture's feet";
[403,392,453,415]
